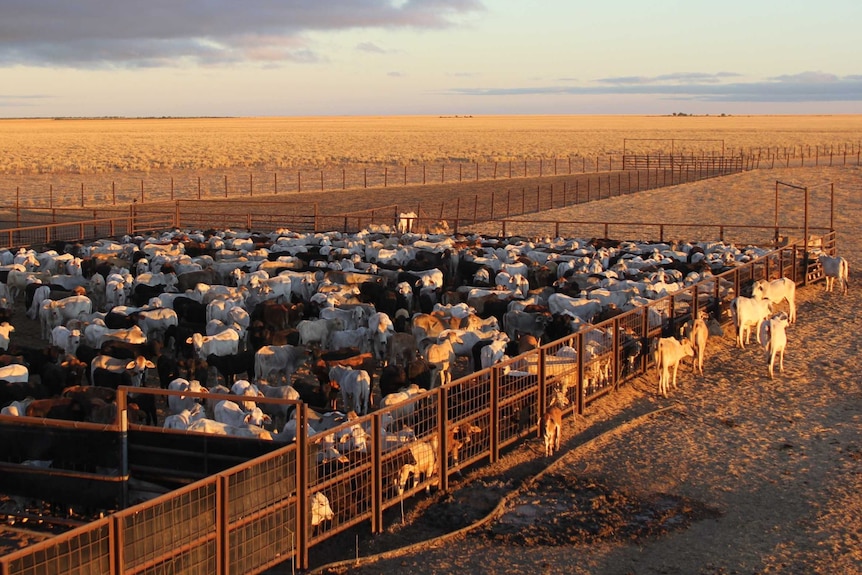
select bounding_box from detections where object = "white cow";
[368,311,395,363]
[254,345,309,385]
[186,330,240,361]
[686,316,709,375]
[655,337,694,397]
[163,404,207,430]
[213,399,272,428]
[730,296,773,349]
[0,364,29,384]
[818,254,849,295]
[49,325,81,355]
[26,284,51,320]
[762,313,789,379]
[328,366,371,415]
[752,278,796,323]
[167,378,209,414]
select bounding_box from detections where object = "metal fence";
[0,230,836,574]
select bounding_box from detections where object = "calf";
[686,316,709,375]
[655,337,695,397]
[762,313,789,379]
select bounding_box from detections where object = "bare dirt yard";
[289,165,862,575]
[0,166,859,575]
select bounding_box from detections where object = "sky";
[1,0,861,117]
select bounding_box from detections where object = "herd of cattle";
[0,220,851,507]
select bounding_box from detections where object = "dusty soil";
[293,165,862,575]
[1,166,860,575]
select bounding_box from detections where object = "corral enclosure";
[2,115,862,207]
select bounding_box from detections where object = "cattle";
[25,284,51,320]
[422,338,456,388]
[0,322,13,351]
[330,327,373,355]
[186,418,273,440]
[321,303,374,331]
[396,440,436,496]
[176,269,218,293]
[310,492,334,528]
[167,377,209,414]
[297,317,343,348]
[762,313,789,379]
[502,309,551,341]
[655,337,695,397]
[213,399,272,428]
[44,294,93,333]
[163,404,207,430]
[752,277,796,323]
[328,366,371,415]
[386,332,417,367]
[410,313,446,344]
[396,211,418,234]
[539,404,563,457]
[685,316,709,376]
[85,323,147,349]
[49,325,81,355]
[104,279,128,311]
[818,254,849,295]
[254,380,301,428]
[547,293,602,323]
[0,363,29,384]
[254,344,309,385]
[368,311,395,363]
[90,354,156,390]
[133,307,179,341]
[186,330,240,361]
[24,397,89,421]
[206,350,255,385]
[730,296,773,349]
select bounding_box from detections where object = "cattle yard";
[0,165,839,573]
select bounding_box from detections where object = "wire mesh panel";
[304,427,371,544]
[118,479,218,575]
[496,352,540,449]
[540,333,580,406]
[379,391,440,509]
[671,289,694,337]
[445,369,491,472]
[617,308,646,383]
[226,446,299,574]
[582,324,614,401]
[1,518,112,575]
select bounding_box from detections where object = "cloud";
[598,72,741,85]
[0,0,484,68]
[447,72,862,103]
[356,42,388,54]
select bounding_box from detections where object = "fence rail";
[0,229,836,574]
[3,142,859,216]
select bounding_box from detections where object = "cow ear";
[125,360,137,370]
[185,337,193,344]
[145,360,156,369]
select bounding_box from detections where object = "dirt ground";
[1,166,860,574]
[294,166,862,575]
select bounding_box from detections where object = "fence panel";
[117,479,219,574]
[225,447,299,574]
[0,518,112,575]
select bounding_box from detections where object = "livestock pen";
[0,221,836,574]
